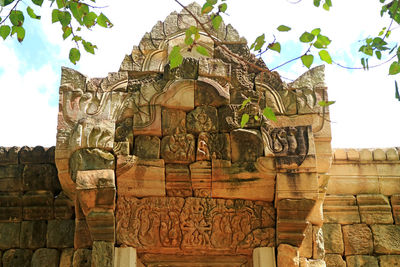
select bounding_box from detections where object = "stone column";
[114,247,138,267]
[253,247,276,267]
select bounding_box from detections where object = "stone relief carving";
[116,197,275,253]
[161,134,196,163]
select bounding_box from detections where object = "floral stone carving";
[116,196,275,254]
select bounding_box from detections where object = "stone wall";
[0,146,84,267]
[323,148,400,267]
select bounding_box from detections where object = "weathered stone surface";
[324,254,345,267]
[323,195,360,224]
[74,219,92,249]
[322,224,343,254]
[116,197,275,253]
[230,129,263,162]
[392,194,400,225]
[133,135,160,159]
[70,148,115,183]
[218,104,261,132]
[0,222,20,249]
[31,248,60,267]
[156,80,194,111]
[0,165,22,192]
[116,156,165,197]
[161,108,186,136]
[0,192,22,221]
[0,147,19,165]
[346,255,378,267]
[212,158,275,202]
[189,161,211,197]
[313,226,324,260]
[196,132,231,161]
[276,172,318,201]
[85,210,115,242]
[20,221,46,249]
[371,225,400,254]
[76,169,115,190]
[19,146,47,164]
[186,106,218,134]
[47,220,75,248]
[198,58,231,78]
[92,241,114,267]
[253,247,276,267]
[357,194,393,224]
[113,142,130,156]
[299,223,312,258]
[54,192,74,220]
[342,224,373,255]
[22,191,53,220]
[165,164,192,197]
[379,255,400,267]
[114,247,137,267]
[59,248,74,267]
[161,134,195,163]
[2,249,32,267]
[195,78,230,107]
[278,244,299,267]
[72,249,91,267]
[22,164,59,192]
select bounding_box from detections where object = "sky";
[0,0,399,148]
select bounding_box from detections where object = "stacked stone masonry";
[1,2,400,267]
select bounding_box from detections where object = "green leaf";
[58,11,71,27]
[376,50,382,60]
[389,61,400,75]
[323,2,330,10]
[212,15,222,30]
[277,25,291,32]
[317,34,331,46]
[361,58,366,70]
[51,9,60,23]
[69,2,81,23]
[251,34,265,51]
[97,13,111,28]
[201,3,213,14]
[269,42,281,53]
[72,35,82,42]
[56,0,66,8]
[0,25,11,40]
[240,113,249,128]
[169,45,183,69]
[69,48,80,65]
[318,50,332,64]
[185,36,194,45]
[218,3,227,12]
[263,107,277,122]
[11,26,25,42]
[310,28,320,37]
[27,6,40,19]
[254,115,259,121]
[82,40,96,54]
[313,0,321,7]
[395,81,400,101]
[83,12,97,28]
[196,45,209,56]
[0,0,14,7]
[318,100,335,107]
[31,0,43,6]
[301,54,314,69]
[240,98,251,110]
[10,10,24,26]
[299,32,315,43]
[62,26,71,39]
[326,0,332,7]
[207,0,217,4]
[77,4,89,18]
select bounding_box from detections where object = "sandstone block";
[22,191,53,220]
[165,164,192,197]
[357,194,393,224]
[59,248,74,267]
[54,192,74,220]
[324,254,345,267]
[117,156,165,197]
[198,58,231,78]
[74,219,92,249]
[156,80,194,111]
[0,192,22,221]
[92,241,114,267]
[72,249,91,267]
[113,142,130,156]
[76,169,115,190]
[190,161,211,197]
[323,195,360,224]
[19,146,47,164]
[230,129,263,162]
[86,210,115,242]
[47,220,75,248]
[186,105,218,134]
[20,221,46,249]
[0,147,19,165]
[161,108,186,136]
[371,225,400,254]
[392,194,400,225]
[379,255,400,267]
[346,255,378,267]
[114,247,137,267]
[133,135,160,159]
[196,132,231,161]
[195,78,230,107]
[160,133,195,164]
[0,165,22,192]
[2,249,32,267]
[77,188,115,217]
[0,222,20,249]
[312,226,325,260]
[22,164,59,192]
[253,247,276,267]
[276,172,318,201]
[342,224,373,255]
[299,223,313,258]
[31,248,60,267]
[278,244,299,267]
[322,224,343,254]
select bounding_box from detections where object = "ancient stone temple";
[1,2,400,267]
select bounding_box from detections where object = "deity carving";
[161,134,196,163]
[186,106,218,134]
